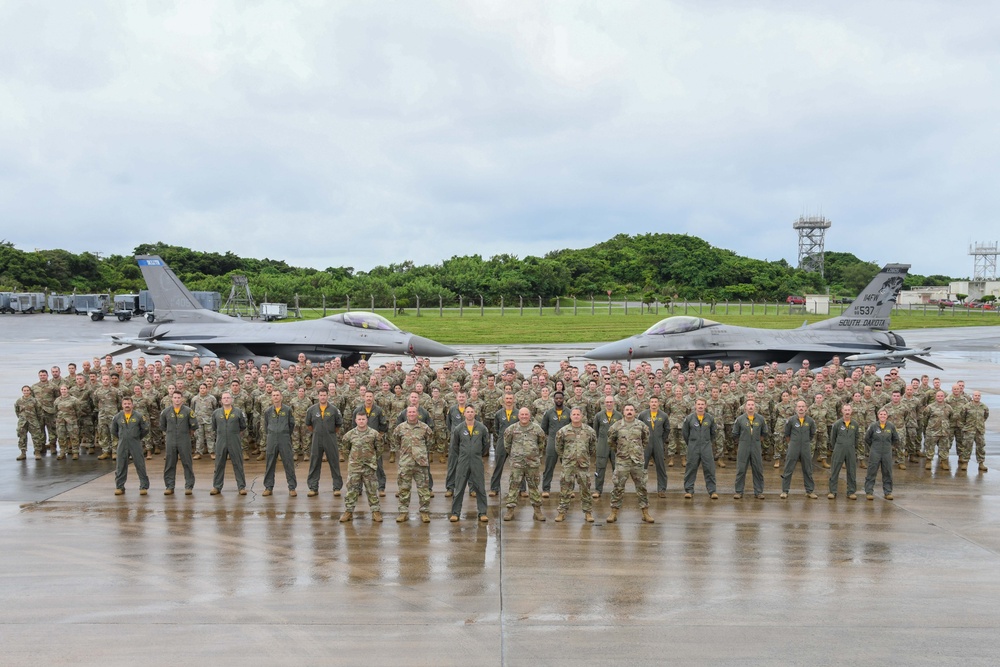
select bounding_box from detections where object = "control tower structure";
[793,215,832,277]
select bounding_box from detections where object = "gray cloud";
[2,0,998,277]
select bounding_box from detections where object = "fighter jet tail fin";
[811,263,910,331]
[136,255,232,324]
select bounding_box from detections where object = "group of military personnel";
[12,352,990,522]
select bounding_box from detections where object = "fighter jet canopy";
[642,316,720,335]
[326,312,401,331]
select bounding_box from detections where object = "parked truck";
[9,293,46,313]
[75,294,111,320]
[113,294,140,321]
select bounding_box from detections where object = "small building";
[949,280,1000,302]
[899,287,949,305]
[804,294,830,315]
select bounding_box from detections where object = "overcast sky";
[2,1,997,277]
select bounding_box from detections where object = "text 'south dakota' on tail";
[811,264,910,331]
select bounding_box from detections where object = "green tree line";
[0,236,958,307]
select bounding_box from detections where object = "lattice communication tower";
[970,242,998,281]
[793,215,832,277]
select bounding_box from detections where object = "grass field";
[288,305,1000,344]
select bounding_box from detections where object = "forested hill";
[0,235,955,306]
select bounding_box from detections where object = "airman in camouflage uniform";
[53,385,82,460]
[92,376,122,460]
[881,391,910,469]
[190,384,218,459]
[502,408,546,521]
[15,386,44,460]
[289,387,313,460]
[392,407,434,522]
[805,394,829,466]
[428,388,449,463]
[31,370,59,454]
[772,394,795,469]
[69,375,95,453]
[922,390,953,470]
[554,408,597,522]
[945,385,970,461]
[606,404,654,523]
[961,391,989,472]
[339,413,382,522]
[665,387,688,467]
[704,388,729,468]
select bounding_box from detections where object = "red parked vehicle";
[786,295,806,305]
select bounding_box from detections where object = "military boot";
[959,461,968,471]
[941,460,951,471]
[898,462,907,470]
[716,458,726,468]
[979,462,989,472]
[667,456,674,467]
[534,507,546,522]
[681,456,687,467]
[396,513,408,523]
[339,511,353,523]
[16,451,26,461]
[97,452,110,460]
[641,508,655,523]
[420,512,431,523]
[606,509,618,523]
[502,507,515,521]
[372,511,383,523]
[925,458,932,470]
[819,457,830,469]
[584,512,594,523]
[389,452,396,463]
[554,511,566,522]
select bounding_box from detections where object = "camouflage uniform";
[143,387,164,454]
[664,394,688,461]
[808,401,831,460]
[704,396,729,459]
[555,423,597,515]
[31,379,59,451]
[289,395,313,457]
[68,383,95,451]
[961,402,989,465]
[92,385,122,456]
[428,396,449,459]
[502,420,546,509]
[945,393,970,456]
[607,419,651,509]
[15,394,44,456]
[392,420,434,514]
[771,400,795,460]
[53,393,82,458]
[881,401,910,466]
[922,401,953,464]
[341,427,381,513]
[190,393,218,456]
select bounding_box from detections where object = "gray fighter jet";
[109,255,457,366]
[585,263,942,370]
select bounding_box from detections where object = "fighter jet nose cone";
[406,334,458,358]
[585,340,632,360]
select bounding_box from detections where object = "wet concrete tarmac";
[2,316,1000,665]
